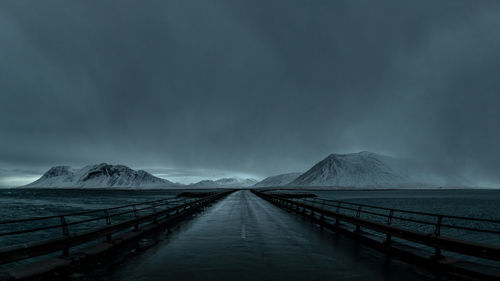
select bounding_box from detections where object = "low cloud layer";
[1,1,500,186]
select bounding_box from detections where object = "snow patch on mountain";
[254,172,302,187]
[25,163,176,188]
[289,152,465,188]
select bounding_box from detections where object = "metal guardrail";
[252,190,500,281]
[0,197,187,238]
[288,196,500,236]
[0,191,232,266]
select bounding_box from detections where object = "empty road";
[103,190,430,281]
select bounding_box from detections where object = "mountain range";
[25,151,466,189]
[26,163,176,188]
[25,163,258,188]
[254,151,466,188]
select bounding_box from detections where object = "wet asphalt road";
[105,190,430,281]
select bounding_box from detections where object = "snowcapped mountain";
[190,177,258,188]
[289,151,456,188]
[254,172,302,187]
[25,163,176,188]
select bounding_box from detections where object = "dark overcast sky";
[1,1,500,186]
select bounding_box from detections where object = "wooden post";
[433,215,443,259]
[104,210,112,242]
[133,205,139,231]
[385,209,394,245]
[60,216,70,256]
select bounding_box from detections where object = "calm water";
[272,189,500,220]
[312,189,500,220]
[0,188,498,279]
[0,188,217,249]
[0,188,184,220]
[1,189,499,244]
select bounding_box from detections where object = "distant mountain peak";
[189,177,257,188]
[290,151,409,187]
[26,164,176,188]
[254,172,302,187]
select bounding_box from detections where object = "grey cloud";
[1,0,500,186]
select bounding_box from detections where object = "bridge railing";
[252,190,500,267]
[0,191,231,266]
[0,197,190,240]
[296,196,500,240]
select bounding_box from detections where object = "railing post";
[385,209,394,245]
[165,201,170,218]
[433,215,444,259]
[387,209,394,225]
[60,215,69,236]
[133,205,139,231]
[335,202,341,225]
[319,199,325,223]
[104,210,112,242]
[104,209,111,225]
[434,215,442,237]
[60,215,70,256]
[152,205,158,224]
[308,198,315,217]
[355,207,362,233]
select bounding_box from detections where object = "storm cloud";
[1,1,500,186]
